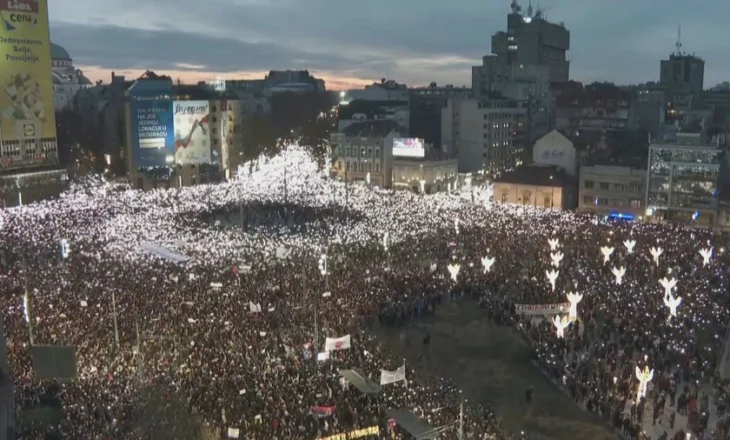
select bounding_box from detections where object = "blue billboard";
[128,80,175,168]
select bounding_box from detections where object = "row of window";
[582,195,641,208]
[500,192,554,208]
[584,180,642,193]
[337,147,380,158]
[345,161,380,173]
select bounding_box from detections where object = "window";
[544,196,551,208]
[583,195,593,204]
[630,199,641,208]
[599,182,610,190]
[614,183,626,192]
[584,180,594,189]
[521,191,531,205]
[501,193,508,203]
[629,183,641,193]
[596,197,609,206]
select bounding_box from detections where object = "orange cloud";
[77,65,375,91]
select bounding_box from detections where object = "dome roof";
[51,42,71,60]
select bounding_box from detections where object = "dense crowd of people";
[1,148,729,439]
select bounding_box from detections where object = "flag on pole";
[324,334,351,351]
[380,364,406,385]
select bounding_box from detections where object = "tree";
[298,116,333,170]
[240,114,278,165]
[128,383,203,439]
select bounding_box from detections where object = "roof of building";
[339,100,408,120]
[51,43,71,60]
[494,165,575,187]
[341,120,405,138]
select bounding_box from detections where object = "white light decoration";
[447,263,460,282]
[318,254,328,276]
[699,247,713,267]
[547,238,559,251]
[545,269,559,292]
[382,232,389,251]
[484,183,494,208]
[600,246,614,264]
[635,365,654,403]
[663,294,682,318]
[481,256,495,273]
[419,179,426,194]
[623,239,636,254]
[566,292,582,321]
[611,266,626,285]
[366,172,371,185]
[659,277,677,298]
[552,315,570,338]
[454,218,460,235]
[550,251,563,268]
[649,247,663,266]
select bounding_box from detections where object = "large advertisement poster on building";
[0,0,56,146]
[130,86,174,168]
[174,100,211,164]
[393,138,425,158]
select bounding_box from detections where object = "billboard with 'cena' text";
[0,0,56,166]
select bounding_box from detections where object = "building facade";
[532,130,577,176]
[555,86,635,134]
[391,157,458,194]
[578,165,646,218]
[441,98,526,174]
[51,43,92,111]
[645,132,721,226]
[330,120,401,188]
[472,57,552,143]
[493,165,577,209]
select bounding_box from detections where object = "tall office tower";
[490,0,571,84]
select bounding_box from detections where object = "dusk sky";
[48,0,729,91]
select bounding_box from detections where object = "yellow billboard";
[0,0,55,143]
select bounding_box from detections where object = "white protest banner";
[325,334,351,351]
[227,427,240,438]
[380,364,406,385]
[249,302,262,313]
[515,302,570,316]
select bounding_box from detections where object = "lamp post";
[111,290,120,349]
[317,253,328,352]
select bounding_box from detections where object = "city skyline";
[49,0,729,90]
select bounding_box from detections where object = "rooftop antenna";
[675,23,683,56]
[527,0,533,17]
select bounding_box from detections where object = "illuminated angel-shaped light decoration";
[699,247,713,267]
[663,294,682,318]
[611,266,626,285]
[566,292,582,321]
[545,269,559,292]
[547,238,559,251]
[623,239,636,254]
[550,251,564,268]
[447,263,460,282]
[481,256,495,273]
[600,246,614,264]
[659,277,677,298]
[649,247,663,266]
[635,365,654,402]
[552,315,571,338]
